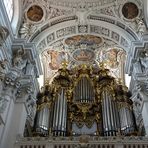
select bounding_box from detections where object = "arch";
[31,17,139,55]
[10,0,22,35]
[143,0,148,28]
[3,0,14,21]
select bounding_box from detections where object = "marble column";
[0,71,18,142]
[0,81,33,148]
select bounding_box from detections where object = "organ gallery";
[2,0,148,148]
[34,63,137,137]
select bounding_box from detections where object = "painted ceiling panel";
[18,0,145,86]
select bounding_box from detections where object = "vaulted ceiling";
[18,0,145,85]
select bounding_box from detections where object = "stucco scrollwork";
[136,19,146,36]
[19,23,37,39]
[16,83,34,101]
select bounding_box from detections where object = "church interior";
[0,0,148,148]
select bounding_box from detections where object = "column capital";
[16,83,33,100]
[3,72,21,95]
[126,36,148,76]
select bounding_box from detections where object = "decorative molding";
[56,26,76,38]
[36,24,130,54]
[15,135,148,144]
[48,0,115,10]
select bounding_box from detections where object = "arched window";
[3,0,14,21]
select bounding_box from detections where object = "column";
[136,88,148,136]
[0,79,33,148]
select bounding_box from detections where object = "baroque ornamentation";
[122,2,139,20]
[12,49,27,70]
[26,5,44,22]
[33,63,136,137]
[139,50,148,73]
[0,59,8,74]
[19,23,37,39]
[48,0,115,10]
[16,83,33,100]
[0,26,9,46]
[56,26,76,38]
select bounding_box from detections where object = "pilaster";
[127,34,148,136]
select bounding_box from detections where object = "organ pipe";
[35,106,50,136]
[33,64,138,137]
[52,88,67,136]
[119,104,135,135]
[116,84,136,136]
[102,89,119,136]
[73,76,95,103]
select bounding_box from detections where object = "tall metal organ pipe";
[119,103,136,135]
[102,89,119,136]
[35,105,50,136]
[73,76,94,102]
[116,87,136,136]
[52,88,67,136]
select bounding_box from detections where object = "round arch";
[30,17,139,55]
[11,0,23,35]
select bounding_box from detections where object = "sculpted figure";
[76,11,88,25]
[12,49,27,70]
[136,19,146,36]
[133,59,143,74]
[140,51,148,72]
[0,26,9,46]
[0,59,8,73]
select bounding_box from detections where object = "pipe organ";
[73,76,95,103]
[34,64,137,137]
[101,88,119,136]
[52,88,67,136]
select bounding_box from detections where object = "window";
[3,0,14,21]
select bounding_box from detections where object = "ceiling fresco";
[26,5,44,22]
[47,50,69,70]
[65,35,103,48]
[41,35,126,84]
[122,2,139,20]
[72,49,95,62]
[19,0,145,87]
[20,0,144,41]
